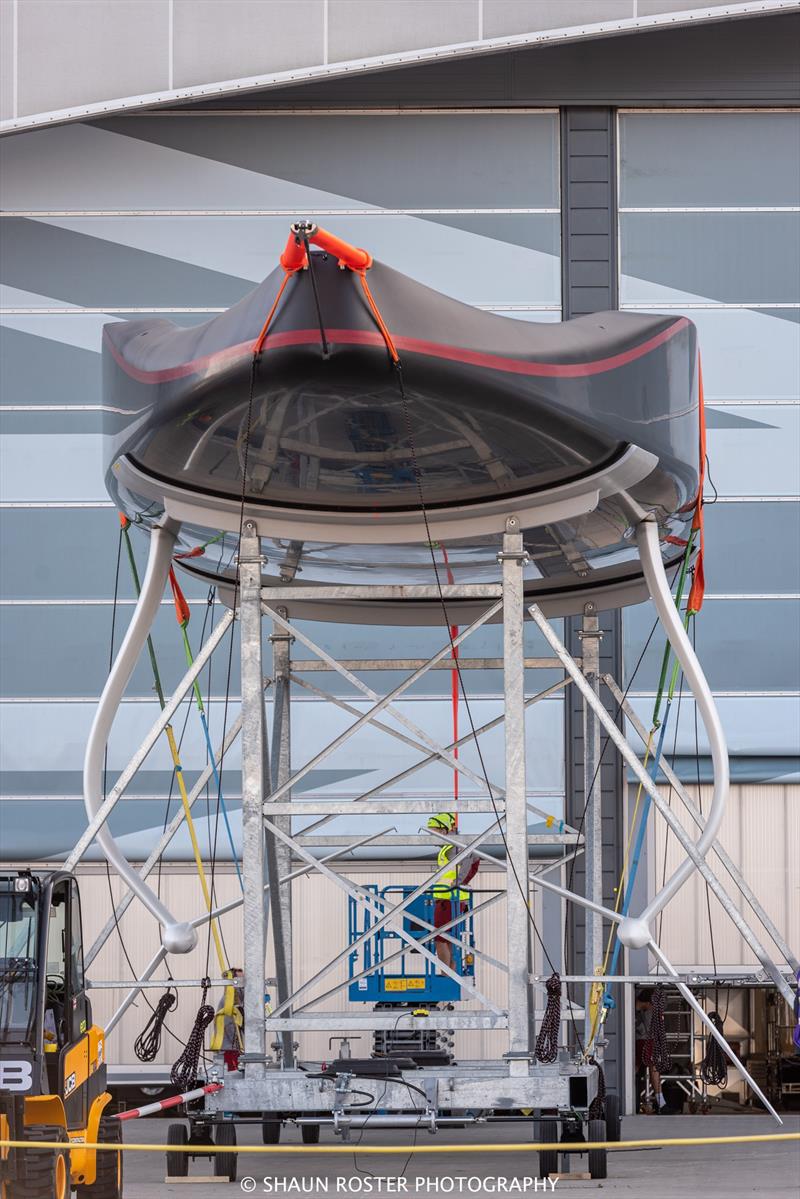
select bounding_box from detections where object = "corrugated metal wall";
[651,783,800,968]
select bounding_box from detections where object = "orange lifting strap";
[687,357,707,615]
[255,222,399,363]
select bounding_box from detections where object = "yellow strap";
[164,723,227,974]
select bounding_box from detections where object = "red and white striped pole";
[112,1082,222,1121]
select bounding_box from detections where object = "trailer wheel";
[588,1118,608,1179]
[534,1118,559,1179]
[9,1124,69,1199]
[262,1118,282,1144]
[301,1123,321,1144]
[214,1121,237,1183]
[166,1123,189,1178]
[76,1114,123,1197]
[604,1092,621,1142]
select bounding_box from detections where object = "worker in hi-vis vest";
[427,812,479,971]
[209,967,244,1071]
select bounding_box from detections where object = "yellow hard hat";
[427,812,456,831]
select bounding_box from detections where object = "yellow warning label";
[384,978,426,992]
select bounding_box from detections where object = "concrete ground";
[119,1113,800,1198]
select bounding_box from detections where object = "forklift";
[0,870,122,1197]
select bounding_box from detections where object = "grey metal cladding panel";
[0,218,251,308]
[0,510,212,602]
[0,326,102,407]
[0,602,562,698]
[238,13,800,105]
[562,108,616,319]
[620,213,800,305]
[0,0,13,122]
[701,502,800,594]
[484,0,633,38]
[328,0,479,62]
[620,113,800,207]
[172,0,325,87]
[0,603,240,698]
[17,0,169,117]
[623,599,800,692]
[97,113,560,209]
[2,214,561,307]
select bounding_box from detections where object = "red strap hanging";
[168,566,191,628]
[687,355,707,614]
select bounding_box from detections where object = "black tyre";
[604,1092,621,1143]
[214,1121,237,1183]
[262,1118,282,1144]
[166,1123,189,1178]
[77,1114,123,1198]
[588,1118,608,1180]
[8,1124,69,1199]
[534,1118,559,1180]
[301,1123,321,1145]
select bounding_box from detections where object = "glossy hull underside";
[103,254,699,621]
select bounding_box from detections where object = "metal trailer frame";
[76,513,796,1144]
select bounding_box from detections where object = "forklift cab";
[0,872,103,1130]
[42,876,94,1127]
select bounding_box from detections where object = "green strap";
[652,528,696,728]
[122,524,166,709]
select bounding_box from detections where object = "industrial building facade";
[0,2,798,1110]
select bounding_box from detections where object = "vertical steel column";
[579,603,604,1048]
[269,610,295,1067]
[239,521,268,1077]
[500,517,533,1074]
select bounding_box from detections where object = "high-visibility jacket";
[209,977,243,1052]
[433,844,478,901]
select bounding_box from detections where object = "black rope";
[171,980,215,1090]
[134,988,177,1062]
[644,984,672,1074]
[588,1056,606,1119]
[534,972,561,1063]
[700,1010,728,1088]
[302,238,330,358]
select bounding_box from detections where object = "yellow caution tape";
[2,1132,797,1155]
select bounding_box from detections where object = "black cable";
[134,988,177,1062]
[645,984,672,1075]
[391,358,583,1050]
[302,239,330,358]
[171,979,215,1090]
[534,972,561,1063]
[700,1010,728,1087]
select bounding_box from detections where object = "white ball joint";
[617,916,652,950]
[162,921,198,954]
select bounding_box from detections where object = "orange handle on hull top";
[280,221,373,272]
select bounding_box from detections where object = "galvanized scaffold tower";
[74,510,796,1155]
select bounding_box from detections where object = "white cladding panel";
[651,783,799,969]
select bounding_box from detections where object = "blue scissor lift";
[348,885,475,1005]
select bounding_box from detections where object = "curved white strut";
[617,517,730,948]
[82,524,197,954]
